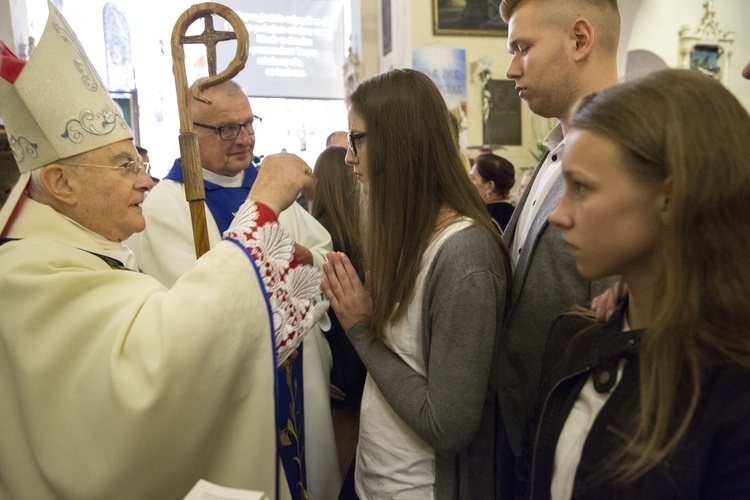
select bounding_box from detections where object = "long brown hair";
[348,68,511,338]
[310,146,362,276]
[570,69,750,479]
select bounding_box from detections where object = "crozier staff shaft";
[171,2,249,258]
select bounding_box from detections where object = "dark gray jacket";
[498,157,613,463]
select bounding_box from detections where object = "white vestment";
[128,176,341,499]
[0,197,293,499]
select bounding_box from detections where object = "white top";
[355,219,473,500]
[551,318,631,499]
[510,124,565,267]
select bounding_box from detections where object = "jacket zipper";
[528,366,591,499]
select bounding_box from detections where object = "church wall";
[403,0,553,172]
[629,0,749,112]
[361,0,750,178]
[351,0,381,82]
[3,0,748,178]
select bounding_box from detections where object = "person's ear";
[658,176,673,224]
[571,18,594,62]
[42,164,78,206]
[487,180,496,195]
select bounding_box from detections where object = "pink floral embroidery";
[224,200,328,365]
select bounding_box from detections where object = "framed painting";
[433,0,507,37]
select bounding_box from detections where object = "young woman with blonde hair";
[322,68,511,499]
[523,69,750,498]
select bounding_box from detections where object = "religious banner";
[412,47,468,148]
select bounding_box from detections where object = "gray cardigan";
[347,225,507,499]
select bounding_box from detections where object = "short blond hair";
[500,0,620,54]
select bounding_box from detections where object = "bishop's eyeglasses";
[60,159,151,179]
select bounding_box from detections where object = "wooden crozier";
[171,3,249,258]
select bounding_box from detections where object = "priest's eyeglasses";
[60,159,151,178]
[347,132,366,157]
[193,116,263,141]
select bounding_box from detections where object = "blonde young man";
[495,0,619,493]
[127,81,341,499]
[0,4,324,498]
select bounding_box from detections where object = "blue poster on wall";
[412,47,467,148]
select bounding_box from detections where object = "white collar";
[202,168,245,188]
[542,123,565,151]
[64,216,138,270]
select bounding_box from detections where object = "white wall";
[628,0,749,111]
[0,0,33,57]
[378,0,412,72]
[351,0,380,80]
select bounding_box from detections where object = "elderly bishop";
[0,3,325,498]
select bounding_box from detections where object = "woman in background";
[469,153,516,230]
[322,68,511,499]
[522,69,750,498]
[310,145,366,480]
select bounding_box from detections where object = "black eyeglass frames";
[347,132,366,157]
[193,116,263,141]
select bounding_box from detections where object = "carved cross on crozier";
[182,14,236,76]
[171,3,249,258]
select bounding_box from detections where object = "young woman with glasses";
[322,68,511,499]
